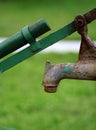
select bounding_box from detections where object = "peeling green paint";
[62,64,74,74]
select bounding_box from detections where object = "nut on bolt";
[74,15,86,28]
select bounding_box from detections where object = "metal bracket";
[74,13,96,61]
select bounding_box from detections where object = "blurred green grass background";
[0,0,96,39]
[0,0,96,130]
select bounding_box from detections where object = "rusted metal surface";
[42,9,96,93]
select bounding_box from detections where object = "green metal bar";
[0,22,76,72]
[0,19,50,59]
[39,22,75,49]
[0,48,33,73]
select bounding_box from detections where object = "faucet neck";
[61,62,96,80]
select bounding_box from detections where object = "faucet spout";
[42,61,63,93]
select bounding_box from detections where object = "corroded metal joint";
[74,15,88,35]
[74,15,86,28]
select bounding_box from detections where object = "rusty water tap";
[42,8,96,93]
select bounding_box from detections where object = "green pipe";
[0,19,50,59]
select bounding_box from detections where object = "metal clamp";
[21,26,35,44]
[74,13,96,61]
